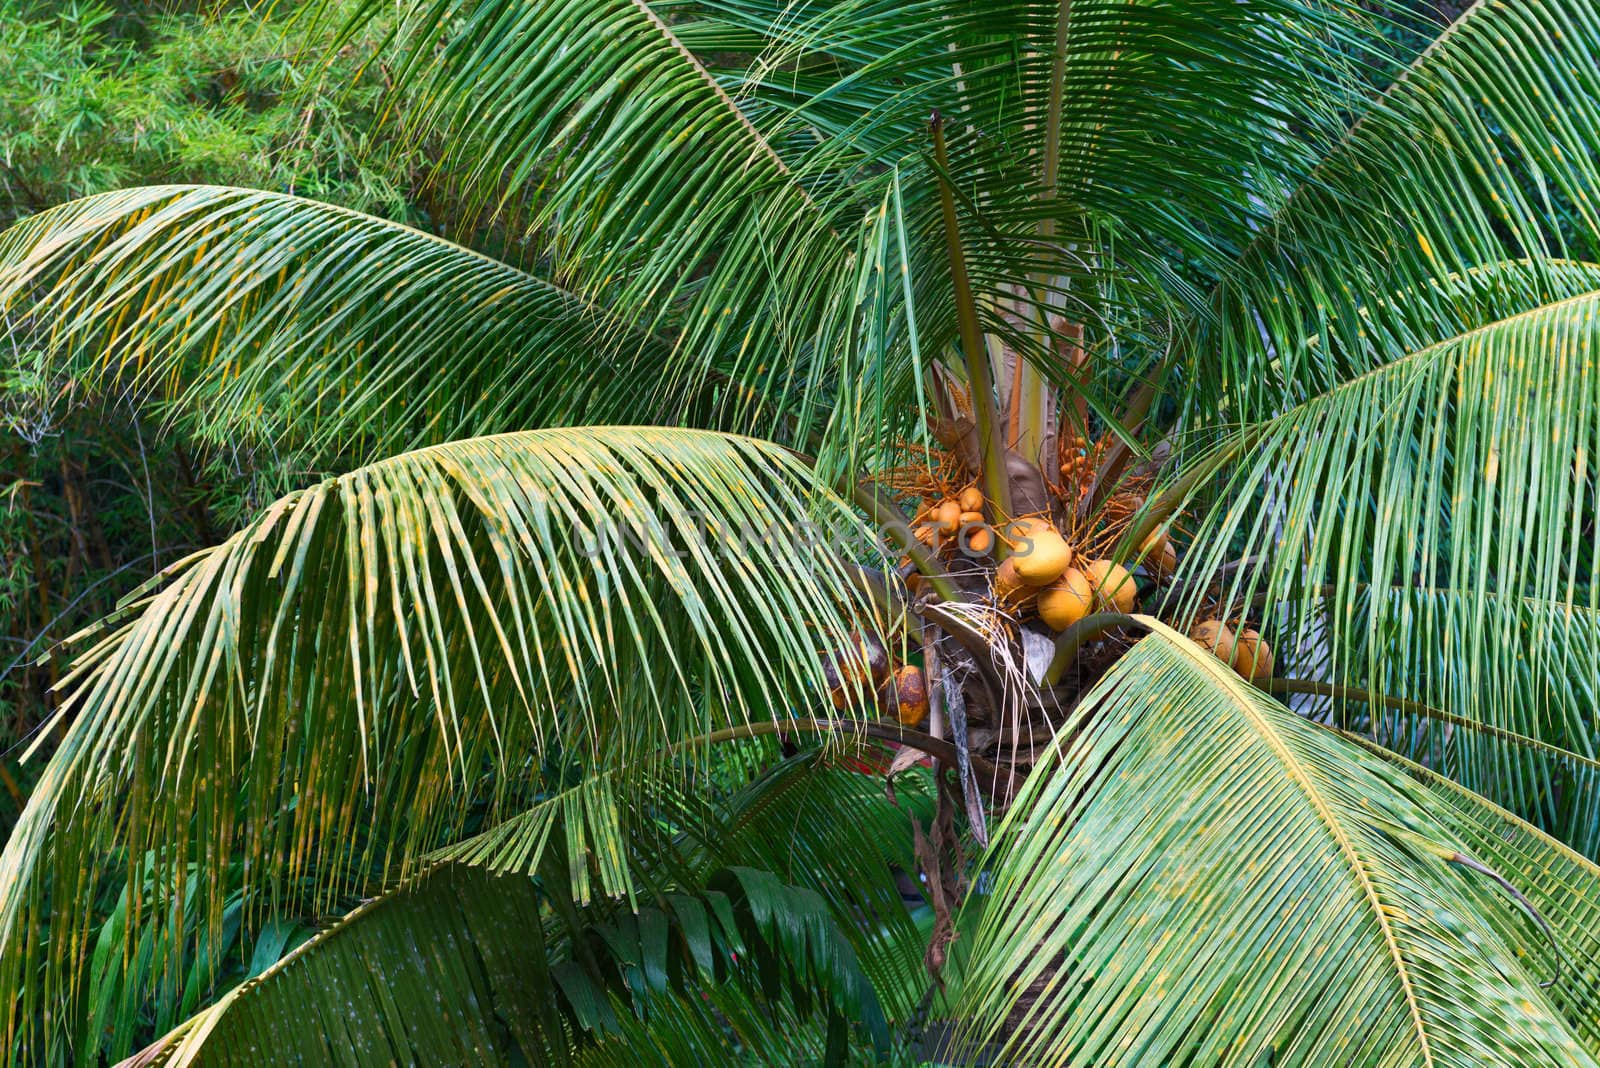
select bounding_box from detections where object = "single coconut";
[957,485,984,512]
[1037,568,1095,631]
[1233,628,1273,681]
[1007,515,1054,539]
[1139,526,1169,558]
[1011,524,1074,586]
[1188,619,1235,663]
[934,499,962,535]
[912,523,939,547]
[992,557,1032,605]
[1085,559,1137,611]
[957,510,990,554]
[892,664,930,726]
[1139,526,1178,577]
[823,634,889,710]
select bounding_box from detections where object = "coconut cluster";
[911,484,991,554]
[988,515,1140,631]
[822,634,931,727]
[1188,619,1273,682]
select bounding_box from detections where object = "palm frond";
[0,186,702,468]
[957,622,1600,1065]
[434,750,938,1023]
[120,757,921,1061]
[1354,735,1600,1052]
[1170,270,1600,852]
[119,865,569,1067]
[1201,0,1600,416]
[0,426,887,1061]
[335,0,858,441]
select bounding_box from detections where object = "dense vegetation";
[5,0,1600,1065]
[0,0,417,825]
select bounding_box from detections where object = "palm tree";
[5,0,1600,1062]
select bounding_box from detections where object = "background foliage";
[0,0,420,828]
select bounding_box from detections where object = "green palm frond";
[342,0,857,437]
[434,752,937,1023]
[0,186,702,467]
[119,758,921,1065]
[1201,0,1600,416]
[1291,590,1600,857]
[119,865,568,1067]
[1170,271,1600,851]
[324,0,1419,462]
[0,426,887,1061]
[1353,735,1600,1049]
[957,622,1600,1066]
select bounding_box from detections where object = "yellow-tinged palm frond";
[0,186,706,466]
[108,753,932,1065]
[0,426,887,1061]
[1171,268,1600,854]
[957,622,1600,1066]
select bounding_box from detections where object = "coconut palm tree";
[6,0,1600,1063]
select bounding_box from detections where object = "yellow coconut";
[1139,526,1169,559]
[1012,526,1074,586]
[1037,568,1095,631]
[992,557,1033,606]
[1085,559,1137,611]
[1232,628,1274,681]
[934,499,962,535]
[1188,619,1235,663]
[892,665,930,726]
[962,524,993,555]
[1156,541,1177,576]
[1007,515,1054,539]
[957,485,984,513]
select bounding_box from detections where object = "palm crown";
[5,0,1600,1064]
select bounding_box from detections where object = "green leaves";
[117,753,929,1065]
[0,186,698,468]
[1171,268,1600,853]
[0,426,885,1062]
[958,624,1600,1066]
[1202,0,1600,417]
[130,861,885,1068]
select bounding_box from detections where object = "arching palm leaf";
[1172,272,1600,853]
[0,426,888,1061]
[958,622,1600,1065]
[116,749,931,1065]
[0,186,704,468]
[1200,0,1600,417]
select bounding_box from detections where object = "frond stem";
[932,112,1013,526]
[681,717,1011,796]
